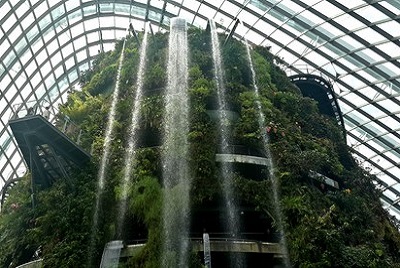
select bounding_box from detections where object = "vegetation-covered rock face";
[1,27,400,268]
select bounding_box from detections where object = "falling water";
[116,22,150,238]
[88,38,127,265]
[245,40,291,267]
[161,18,191,267]
[209,20,242,267]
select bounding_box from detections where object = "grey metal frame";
[0,0,399,217]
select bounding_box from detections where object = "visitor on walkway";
[43,106,50,119]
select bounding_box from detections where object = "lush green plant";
[2,28,400,268]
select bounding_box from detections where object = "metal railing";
[10,100,84,148]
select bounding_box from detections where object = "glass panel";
[38,14,51,32]
[54,16,68,34]
[314,23,343,40]
[149,10,162,22]
[30,0,41,5]
[4,50,16,66]
[377,20,400,38]
[62,43,74,58]
[51,52,63,69]
[74,35,86,50]
[150,0,165,9]
[250,0,270,13]
[375,62,400,79]
[21,12,35,30]
[31,72,41,88]
[376,99,400,113]
[58,31,71,46]
[375,42,400,58]
[379,2,400,14]
[51,4,65,21]
[47,38,59,56]
[270,30,294,46]
[76,50,87,63]
[43,27,55,44]
[16,37,27,56]
[20,83,32,99]
[334,14,365,31]
[360,105,387,118]
[337,55,362,69]
[36,48,47,66]
[335,0,365,9]
[1,2,11,17]
[65,56,75,70]
[213,12,232,28]
[9,24,22,44]
[115,17,129,30]
[2,13,17,33]
[345,109,370,125]
[35,83,46,99]
[313,1,343,17]
[100,3,113,13]
[68,69,79,82]
[354,5,388,23]
[299,9,325,26]
[34,1,48,19]
[68,9,82,25]
[245,30,264,46]
[100,16,114,27]
[45,74,56,89]
[380,116,400,130]
[82,5,96,16]
[336,35,364,51]
[354,27,386,44]
[20,49,32,65]
[15,2,29,19]
[84,18,98,31]
[371,155,394,169]
[356,48,385,64]
[15,73,26,89]
[102,29,114,40]
[70,23,84,38]
[344,93,368,107]
[54,65,64,79]
[65,0,80,12]
[25,59,37,78]
[87,32,99,43]
[247,20,272,39]
[115,3,131,15]
[27,24,39,43]
[356,69,378,84]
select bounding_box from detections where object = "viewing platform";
[119,238,284,258]
[215,145,270,180]
[8,104,90,187]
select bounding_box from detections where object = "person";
[43,106,50,119]
[27,107,34,116]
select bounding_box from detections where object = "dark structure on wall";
[8,114,90,188]
[289,74,346,141]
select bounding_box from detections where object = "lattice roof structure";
[0,0,399,217]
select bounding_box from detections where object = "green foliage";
[0,176,37,267]
[222,40,252,86]
[2,27,400,268]
[86,64,118,96]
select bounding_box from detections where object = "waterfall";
[209,20,243,267]
[116,22,150,238]
[99,240,124,268]
[88,38,127,266]
[161,17,191,267]
[245,40,291,267]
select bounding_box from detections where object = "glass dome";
[0,0,399,218]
